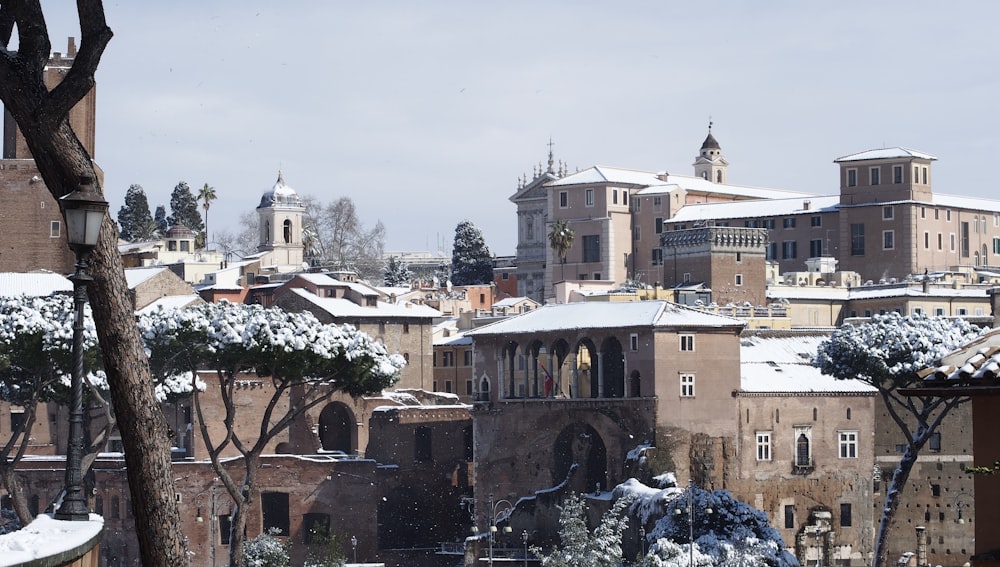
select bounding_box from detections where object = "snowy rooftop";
[669,195,839,223]
[124,266,169,288]
[493,296,534,308]
[467,300,745,336]
[288,288,441,318]
[922,328,1000,384]
[740,333,877,394]
[767,283,988,301]
[136,294,203,315]
[833,147,936,162]
[0,271,72,296]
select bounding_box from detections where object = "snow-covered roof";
[922,328,1000,384]
[669,195,839,223]
[293,273,380,297]
[766,283,988,302]
[933,192,1000,213]
[0,271,72,296]
[740,333,877,394]
[288,288,440,318]
[548,166,663,187]
[834,147,936,162]
[467,300,745,336]
[124,266,169,288]
[136,294,203,316]
[493,296,535,308]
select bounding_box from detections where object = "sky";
[26,1,1000,257]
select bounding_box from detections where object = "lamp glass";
[59,178,109,248]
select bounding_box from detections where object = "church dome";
[258,171,303,208]
[701,132,720,150]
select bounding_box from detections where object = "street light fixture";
[673,480,713,567]
[488,493,513,567]
[522,529,529,567]
[350,535,357,564]
[54,175,108,522]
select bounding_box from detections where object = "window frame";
[839,430,858,459]
[756,431,772,461]
[679,334,695,352]
[679,373,695,397]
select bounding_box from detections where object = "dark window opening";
[262,492,290,536]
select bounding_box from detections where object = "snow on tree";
[116,184,156,241]
[383,255,413,287]
[815,312,986,567]
[614,478,798,567]
[154,204,169,235]
[533,493,631,567]
[301,195,386,282]
[138,301,405,567]
[450,220,493,285]
[243,528,291,567]
[166,181,204,233]
[0,294,205,525]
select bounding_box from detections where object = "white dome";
[258,171,303,208]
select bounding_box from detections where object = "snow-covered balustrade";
[0,514,103,567]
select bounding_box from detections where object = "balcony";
[792,461,815,475]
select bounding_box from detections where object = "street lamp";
[488,493,513,567]
[522,529,529,567]
[673,480,712,567]
[350,535,357,564]
[54,175,108,522]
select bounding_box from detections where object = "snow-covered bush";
[242,528,290,567]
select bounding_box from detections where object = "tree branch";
[42,0,112,126]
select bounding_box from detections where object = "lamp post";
[488,493,513,567]
[350,535,357,564]
[673,480,712,567]
[522,529,529,567]
[54,175,108,521]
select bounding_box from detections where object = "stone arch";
[502,340,520,398]
[318,402,356,453]
[548,338,571,397]
[527,339,545,397]
[600,336,625,398]
[629,370,641,397]
[574,338,597,398]
[553,422,608,494]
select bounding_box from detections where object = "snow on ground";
[0,514,103,566]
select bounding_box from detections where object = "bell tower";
[692,121,728,184]
[256,171,305,271]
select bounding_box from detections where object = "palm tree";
[548,219,575,282]
[197,183,217,249]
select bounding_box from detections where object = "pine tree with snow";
[450,220,494,285]
[166,181,204,233]
[383,256,413,287]
[534,493,631,567]
[116,184,156,241]
[815,312,986,567]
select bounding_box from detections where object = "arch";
[600,336,625,398]
[318,402,356,453]
[716,169,722,183]
[283,219,293,244]
[796,433,810,466]
[574,338,597,398]
[629,370,641,397]
[975,251,981,266]
[502,340,520,398]
[527,339,545,397]
[553,423,608,494]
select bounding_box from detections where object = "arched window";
[796,433,810,466]
[716,170,722,183]
[283,219,293,243]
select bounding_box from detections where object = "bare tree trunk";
[0,3,185,564]
[873,444,919,567]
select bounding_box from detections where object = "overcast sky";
[31,1,1000,256]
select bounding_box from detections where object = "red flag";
[538,360,554,397]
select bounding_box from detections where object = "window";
[961,222,970,257]
[261,492,290,536]
[929,431,942,452]
[415,426,433,461]
[950,233,956,252]
[839,431,858,458]
[442,352,454,367]
[763,219,776,229]
[682,272,691,283]
[679,335,694,352]
[784,505,795,529]
[809,239,823,258]
[893,165,903,184]
[810,216,822,227]
[870,167,880,185]
[794,426,812,467]
[756,432,772,461]
[924,232,930,249]
[655,218,664,234]
[219,515,233,545]
[634,226,641,240]
[612,189,618,205]
[585,188,594,207]
[680,374,695,397]
[582,235,600,262]
[464,350,472,366]
[653,196,662,206]
[736,252,742,263]
[931,484,941,497]
[651,248,663,266]
[782,241,797,259]
[947,209,952,221]
[922,167,928,184]
[783,218,796,229]
[766,242,777,260]
[994,237,1000,255]
[559,191,568,208]
[850,223,865,256]
[937,233,943,250]
[883,206,893,220]
[735,274,743,286]
[883,230,895,250]
[840,503,853,527]
[847,168,857,187]
[49,221,60,238]
[630,333,639,351]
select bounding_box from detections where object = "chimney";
[803,200,811,211]
[915,526,927,567]
[67,37,77,58]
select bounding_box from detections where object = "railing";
[0,514,103,567]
